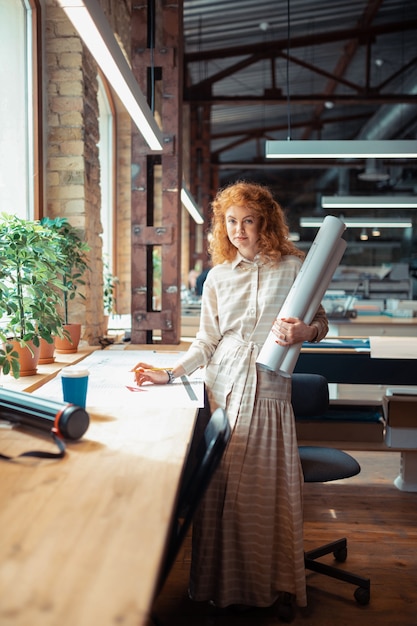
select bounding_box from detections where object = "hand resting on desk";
[132,361,186,386]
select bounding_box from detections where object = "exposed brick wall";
[44,0,132,343]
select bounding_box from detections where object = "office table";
[294,337,417,385]
[295,337,417,492]
[0,348,202,626]
[328,315,417,338]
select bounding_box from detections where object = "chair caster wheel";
[354,586,370,605]
[275,592,295,623]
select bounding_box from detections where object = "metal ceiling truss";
[184,20,417,152]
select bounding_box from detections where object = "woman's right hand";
[131,362,169,386]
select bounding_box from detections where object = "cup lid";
[61,366,89,378]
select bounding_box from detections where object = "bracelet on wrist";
[165,369,175,384]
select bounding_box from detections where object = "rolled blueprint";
[256,215,346,374]
[279,237,346,374]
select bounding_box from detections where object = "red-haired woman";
[134,181,328,616]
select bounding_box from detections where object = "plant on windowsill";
[40,217,90,354]
[0,213,68,378]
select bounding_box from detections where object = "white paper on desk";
[256,215,346,375]
[370,336,417,360]
[33,350,205,411]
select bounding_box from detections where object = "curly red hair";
[208,181,304,265]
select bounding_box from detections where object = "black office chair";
[291,373,371,609]
[154,406,231,599]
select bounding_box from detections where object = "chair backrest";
[156,407,231,594]
[291,373,361,482]
[291,373,329,417]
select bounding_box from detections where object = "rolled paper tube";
[0,387,90,440]
[256,215,346,373]
[279,237,347,375]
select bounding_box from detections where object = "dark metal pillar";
[130,0,183,344]
[189,103,212,269]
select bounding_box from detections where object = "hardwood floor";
[151,451,417,626]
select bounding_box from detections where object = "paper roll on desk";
[256,215,347,375]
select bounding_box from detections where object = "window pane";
[0,0,33,218]
[98,75,114,267]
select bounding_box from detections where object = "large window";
[0,0,35,218]
[98,74,115,269]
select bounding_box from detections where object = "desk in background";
[180,309,417,342]
[0,347,202,626]
[295,337,417,492]
[295,337,417,385]
[328,314,417,338]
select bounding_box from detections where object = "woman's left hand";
[271,316,316,345]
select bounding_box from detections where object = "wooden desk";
[0,347,199,626]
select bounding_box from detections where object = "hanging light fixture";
[300,217,412,228]
[264,1,417,162]
[321,196,417,209]
[181,185,204,224]
[266,139,417,159]
[57,0,163,151]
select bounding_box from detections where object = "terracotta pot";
[54,324,82,354]
[10,339,41,377]
[39,337,56,364]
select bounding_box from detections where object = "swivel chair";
[291,373,371,607]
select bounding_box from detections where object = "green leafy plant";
[152,247,162,308]
[103,257,119,316]
[0,213,68,378]
[41,217,90,325]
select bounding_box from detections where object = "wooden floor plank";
[151,451,417,626]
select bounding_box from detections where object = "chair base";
[305,538,371,606]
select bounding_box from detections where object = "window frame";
[97,70,117,273]
[31,0,43,219]
[0,0,42,220]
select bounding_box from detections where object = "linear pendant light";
[181,185,204,224]
[300,217,412,228]
[265,140,417,159]
[58,0,163,151]
[322,196,417,209]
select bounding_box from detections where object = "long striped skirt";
[188,366,307,608]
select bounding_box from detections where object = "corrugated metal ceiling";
[183,0,417,157]
[182,0,417,257]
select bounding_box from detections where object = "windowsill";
[0,344,98,394]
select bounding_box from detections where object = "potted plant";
[0,213,67,378]
[41,217,90,353]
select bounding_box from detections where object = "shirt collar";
[232,251,265,269]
